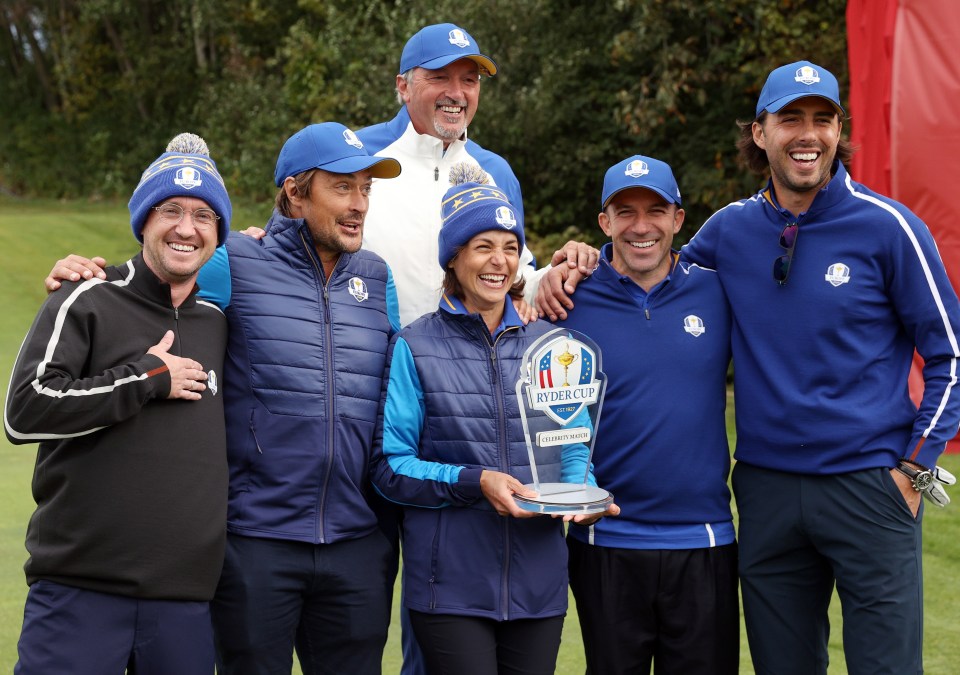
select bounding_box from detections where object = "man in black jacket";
[4,133,231,675]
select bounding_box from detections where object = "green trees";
[0,0,847,255]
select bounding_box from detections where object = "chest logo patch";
[207,369,219,396]
[348,277,369,302]
[824,263,851,287]
[683,315,706,337]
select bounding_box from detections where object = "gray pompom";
[166,132,210,156]
[448,162,489,187]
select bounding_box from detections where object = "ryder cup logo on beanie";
[128,133,232,246]
[399,23,498,76]
[755,60,844,117]
[601,155,681,209]
[438,164,524,268]
[273,122,401,187]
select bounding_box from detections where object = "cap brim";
[321,156,401,179]
[602,185,679,210]
[763,93,845,116]
[417,54,498,76]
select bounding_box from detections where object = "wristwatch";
[896,460,934,491]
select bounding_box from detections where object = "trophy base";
[513,484,614,515]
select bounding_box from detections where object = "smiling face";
[599,187,684,292]
[287,169,373,273]
[398,59,481,145]
[753,97,842,215]
[449,229,520,316]
[141,196,218,294]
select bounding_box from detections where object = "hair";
[274,169,318,217]
[441,247,526,302]
[736,111,855,175]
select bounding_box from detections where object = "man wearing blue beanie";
[5,133,230,674]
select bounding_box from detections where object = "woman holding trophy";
[371,174,617,675]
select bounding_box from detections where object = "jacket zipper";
[486,323,519,620]
[301,230,339,544]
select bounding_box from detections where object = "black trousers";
[211,530,394,675]
[408,610,564,675]
[568,536,740,675]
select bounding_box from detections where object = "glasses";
[153,203,220,230]
[773,223,798,285]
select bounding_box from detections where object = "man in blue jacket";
[554,156,738,674]
[683,61,960,675]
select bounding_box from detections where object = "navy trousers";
[211,530,393,675]
[16,580,214,675]
[734,462,924,675]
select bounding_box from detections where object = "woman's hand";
[480,470,540,518]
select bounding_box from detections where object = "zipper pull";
[645,308,651,320]
[435,167,439,181]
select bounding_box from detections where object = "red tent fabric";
[847,0,960,453]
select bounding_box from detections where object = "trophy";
[514,327,614,514]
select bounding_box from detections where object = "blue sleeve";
[385,265,401,335]
[891,210,960,467]
[560,406,598,486]
[371,337,483,507]
[196,244,231,310]
[680,211,722,269]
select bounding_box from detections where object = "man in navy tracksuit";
[684,61,960,675]
[555,156,738,674]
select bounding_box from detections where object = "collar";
[761,160,849,220]
[439,293,523,335]
[397,106,469,158]
[128,251,197,309]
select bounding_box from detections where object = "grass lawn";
[1,199,958,673]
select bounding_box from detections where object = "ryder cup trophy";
[514,327,613,514]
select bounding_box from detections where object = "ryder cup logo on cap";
[602,155,681,209]
[624,160,650,178]
[756,60,844,117]
[399,23,498,76]
[343,128,363,149]
[495,206,517,230]
[448,28,470,48]
[795,65,820,85]
[128,132,232,246]
[273,122,401,187]
[174,166,203,189]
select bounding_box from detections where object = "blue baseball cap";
[274,123,401,186]
[399,23,497,76]
[601,155,681,210]
[756,61,844,118]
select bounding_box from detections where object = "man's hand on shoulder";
[550,240,599,277]
[45,255,107,292]
[536,240,598,321]
[239,226,266,239]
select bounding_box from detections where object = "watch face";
[915,471,934,491]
